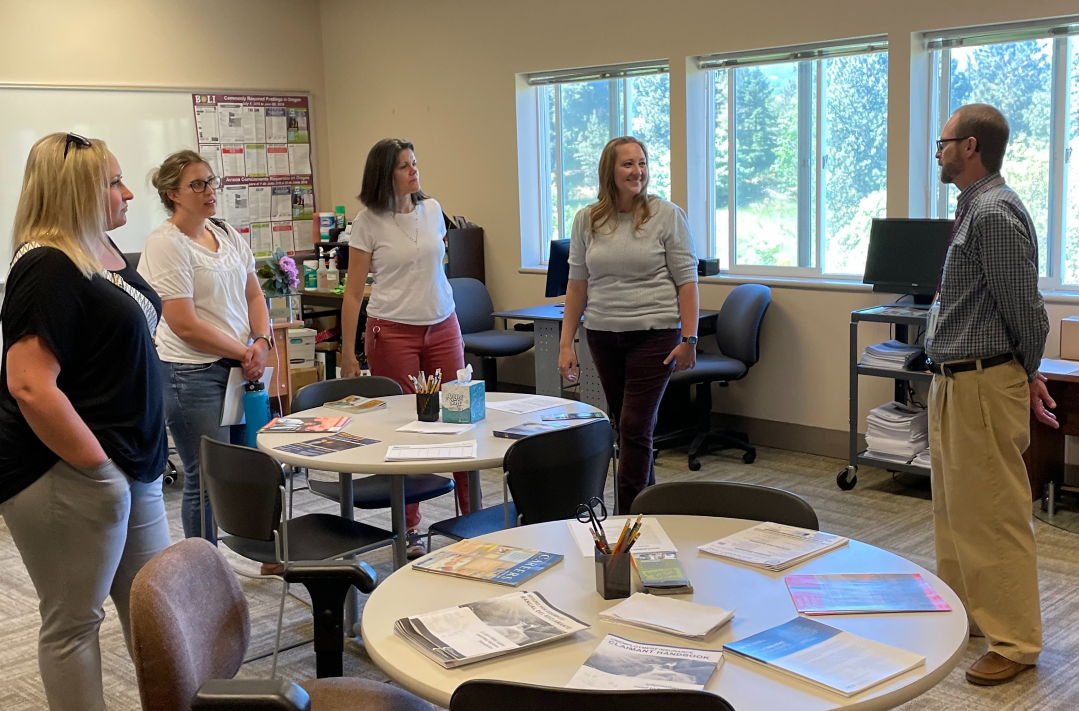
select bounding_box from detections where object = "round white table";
[361,516,968,710]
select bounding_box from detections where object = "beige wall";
[0,0,333,209]
[319,0,1079,438]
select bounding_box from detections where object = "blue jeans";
[161,359,246,542]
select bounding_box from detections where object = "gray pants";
[1,459,171,711]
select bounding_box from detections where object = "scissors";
[576,497,609,551]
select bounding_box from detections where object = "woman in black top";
[0,133,170,711]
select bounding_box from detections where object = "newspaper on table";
[394,591,588,668]
[723,617,925,697]
[698,522,848,572]
[599,593,734,640]
[567,517,678,557]
[567,634,723,691]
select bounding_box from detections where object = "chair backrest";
[449,680,735,711]
[130,538,250,711]
[715,284,771,367]
[449,277,495,334]
[629,481,819,530]
[124,251,142,269]
[291,375,403,412]
[199,437,284,542]
[504,419,614,525]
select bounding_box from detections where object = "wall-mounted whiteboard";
[0,86,199,276]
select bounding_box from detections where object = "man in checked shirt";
[926,103,1057,686]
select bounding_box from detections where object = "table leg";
[534,321,562,397]
[338,473,360,638]
[390,476,407,570]
[467,470,482,513]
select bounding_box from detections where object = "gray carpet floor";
[2,445,1079,710]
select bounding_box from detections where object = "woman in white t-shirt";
[340,138,473,558]
[138,150,272,543]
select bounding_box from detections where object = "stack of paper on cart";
[865,401,928,464]
[698,522,848,572]
[860,340,923,369]
[910,447,932,468]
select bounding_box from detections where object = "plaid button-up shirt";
[925,172,1048,381]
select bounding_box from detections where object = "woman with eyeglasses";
[137,150,272,544]
[0,133,170,711]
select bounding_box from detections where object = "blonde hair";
[11,133,111,278]
[589,136,653,235]
[151,149,208,213]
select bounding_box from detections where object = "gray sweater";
[568,198,698,333]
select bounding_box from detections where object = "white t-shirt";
[137,219,257,364]
[350,198,455,325]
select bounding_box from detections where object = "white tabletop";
[360,516,967,710]
[256,392,603,475]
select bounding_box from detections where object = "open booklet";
[698,522,848,572]
[723,617,925,697]
[394,591,588,668]
[567,634,723,691]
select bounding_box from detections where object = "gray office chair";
[449,278,534,391]
[449,680,735,711]
[630,481,819,530]
[669,284,771,469]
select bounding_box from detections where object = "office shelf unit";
[839,306,932,490]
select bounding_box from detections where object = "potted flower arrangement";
[258,248,300,323]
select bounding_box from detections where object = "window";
[529,61,670,257]
[701,37,888,276]
[926,18,1079,289]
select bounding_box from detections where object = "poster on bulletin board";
[191,93,314,257]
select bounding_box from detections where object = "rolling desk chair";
[450,278,534,391]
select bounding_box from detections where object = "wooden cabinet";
[266,320,302,414]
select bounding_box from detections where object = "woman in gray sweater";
[558,136,699,513]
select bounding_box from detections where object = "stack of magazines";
[859,340,923,370]
[394,591,588,668]
[865,402,928,464]
[698,522,848,572]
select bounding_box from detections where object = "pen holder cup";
[416,391,440,422]
[595,549,639,600]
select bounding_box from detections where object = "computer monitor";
[863,218,953,304]
[545,238,571,298]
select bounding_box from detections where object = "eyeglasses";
[935,136,972,152]
[187,176,221,193]
[63,133,91,159]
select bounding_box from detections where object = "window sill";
[1041,291,1079,305]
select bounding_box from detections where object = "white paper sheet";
[267,144,290,176]
[220,367,275,426]
[217,103,245,143]
[249,186,272,222]
[198,144,222,178]
[195,106,220,143]
[568,517,678,557]
[221,144,246,177]
[396,421,475,435]
[250,222,273,257]
[221,185,249,225]
[384,440,477,461]
[485,395,566,415]
[288,143,312,175]
[270,186,292,220]
[244,144,267,177]
[600,594,735,639]
[272,222,295,255]
[243,106,266,143]
[265,107,288,143]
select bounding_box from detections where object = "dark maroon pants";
[585,328,680,513]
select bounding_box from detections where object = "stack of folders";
[865,401,928,465]
[394,591,588,668]
[860,340,924,370]
[698,522,848,572]
[599,593,734,640]
[633,552,693,595]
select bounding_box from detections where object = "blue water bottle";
[243,380,271,448]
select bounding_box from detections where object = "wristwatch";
[252,333,273,347]
[682,335,698,345]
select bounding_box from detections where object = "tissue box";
[441,379,485,423]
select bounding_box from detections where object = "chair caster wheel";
[742,451,756,464]
[837,468,858,490]
[163,459,178,486]
[688,458,701,472]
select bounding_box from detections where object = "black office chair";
[427,419,614,548]
[449,680,735,711]
[199,437,394,678]
[669,284,771,469]
[123,251,141,269]
[630,481,818,530]
[292,377,458,521]
[450,278,534,391]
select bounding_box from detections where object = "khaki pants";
[928,358,1041,665]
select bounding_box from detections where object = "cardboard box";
[1061,317,1079,360]
[290,366,319,396]
[287,327,316,363]
[289,357,317,371]
[441,379,485,423]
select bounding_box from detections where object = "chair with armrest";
[199,437,394,678]
[449,277,534,391]
[130,538,431,711]
[293,377,458,525]
[668,284,771,470]
[426,419,614,547]
[629,481,818,530]
[449,680,735,711]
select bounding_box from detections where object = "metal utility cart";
[839,305,933,490]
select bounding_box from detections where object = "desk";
[361,515,967,710]
[1024,357,1079,508]
[491,305,719,412]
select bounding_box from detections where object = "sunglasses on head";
[63,133,91,159]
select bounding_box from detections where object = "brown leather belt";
[926,353,1013,376]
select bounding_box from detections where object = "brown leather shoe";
[965,652,1034,686]
[260,562,284,576]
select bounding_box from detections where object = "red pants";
[365,313,476,528]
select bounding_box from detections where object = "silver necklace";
[391,209,419,243]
